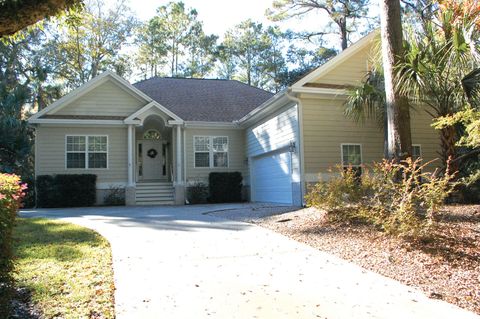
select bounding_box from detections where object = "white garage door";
[252,151,292,204]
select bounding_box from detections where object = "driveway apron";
[21,205,479,319]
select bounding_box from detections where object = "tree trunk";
[339,18,348,51]
[380,0,412,160]
[439,126,458,173]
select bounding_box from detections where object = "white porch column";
[126,124,136,206]
[174,124,185,204]
[175,124,183,184]
[127,124,134,186]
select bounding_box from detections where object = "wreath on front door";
[147,148,158,158]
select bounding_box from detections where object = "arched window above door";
[143,129,161,140]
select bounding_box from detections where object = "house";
[28,32,440,206]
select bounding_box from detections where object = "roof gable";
[292,31,378,91]
[29,71,154,122]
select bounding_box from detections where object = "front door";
[140,140,165,180]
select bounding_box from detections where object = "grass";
[12,218,115,318]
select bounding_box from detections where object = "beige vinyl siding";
[300,95,441,181]
[310,45,374,86]
[410,107,442,167]
[35,126,128,184]
[301,96,383,180]
[53,80,145,117]
[184,128,246,183]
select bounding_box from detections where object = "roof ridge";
[133,77,275,95]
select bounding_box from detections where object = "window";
[341,144,362,177]
[143,129,161,140]
[412,145,422,160]
[194,136,228,168]
[342,144,362,166]
[66,135,107,169]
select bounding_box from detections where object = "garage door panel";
[252,151,292,204]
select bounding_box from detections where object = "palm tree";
[346,1,480,173]
[395,1,480,172]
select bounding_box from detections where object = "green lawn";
[13,218,115,319]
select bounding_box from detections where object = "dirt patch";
[253,205,480,315]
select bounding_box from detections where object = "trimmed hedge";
[208,172,243,203]
[36,174,96,208]
[0,173,26,317]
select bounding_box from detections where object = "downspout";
[285,88,307,207]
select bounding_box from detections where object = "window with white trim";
[342,144,362,167]
[66,135,107,169]
[194,136,228,168]
[341,144,362,177]
[412,145,422,160]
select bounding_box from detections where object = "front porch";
[124,101,185,205]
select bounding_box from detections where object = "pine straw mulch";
[254,204,480,315]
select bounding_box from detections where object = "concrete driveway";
[21,204,479,319]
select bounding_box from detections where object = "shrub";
[306,159,456,239]
[36,174,96,208]
[0,173,26,317]
[103,186,125,206]
[186,181,209,204]
[208,172,243,203]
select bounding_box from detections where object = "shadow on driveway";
[19,204,256,233]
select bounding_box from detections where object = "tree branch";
[0,0,82,37]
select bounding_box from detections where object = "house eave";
[183,121,242,129]
[28,119,125,125]
[237,91,291,127]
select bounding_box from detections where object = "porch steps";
[135,182,175,205]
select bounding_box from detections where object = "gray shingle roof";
[133,77,274,122]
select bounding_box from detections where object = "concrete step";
[136,186,174,192]
[135,182,175,205]
[136,189,174,195]
[135,200,175,206]
[135,194,174,200]
[136,182,172,186]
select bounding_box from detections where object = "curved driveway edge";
[21,205,479,319]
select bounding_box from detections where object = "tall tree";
[183,24,218,78]
[136,1,216,78]
[48,0,136,89]
[267,0,373,50]
[282,44,337,86]
[135,18,169,78]
[0,30,59,176]
[218,20,290,91]
[397,0,480,170]
[380,0,412,160]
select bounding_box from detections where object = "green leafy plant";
[36,174,96,208]
[208,172,243,203]
[186,181,209,204]
[103,186,125,206]
[0,173,26,317]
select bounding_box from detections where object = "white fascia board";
[28,71,153,122]
[168,120,184,126]
[290,87,348,96]
[124,101,183,124]
[291,31,378,89]
[237,92,290,127]
[29,119,125,125]
[183,121,242,129]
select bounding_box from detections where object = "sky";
[112,0,346,48]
